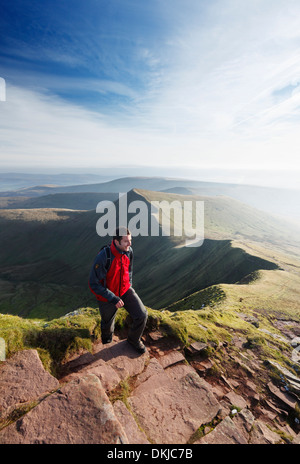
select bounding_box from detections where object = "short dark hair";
[113,226,131,243]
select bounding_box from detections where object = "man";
[89,227,148,354]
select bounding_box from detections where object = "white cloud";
[0,84,182,170]
[1,0,300,174]
[141,0,300,131]
[0,85,128,167]
[126,0,300,168]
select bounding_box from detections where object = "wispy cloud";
[136,1,300,131]
[1,0,300,173]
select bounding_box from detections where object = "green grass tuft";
[0,308,101,376]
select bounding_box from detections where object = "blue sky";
[1,0,300,184]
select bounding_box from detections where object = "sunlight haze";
[1,0,300,186]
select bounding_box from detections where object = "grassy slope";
[0,188,299,319]
[0,190,299,387]
[0,192,118,210]
[133,188,300,377]
[131,189,299,306]
[0,207,103,318]
[1,267,299,378]
[136,188,300,245]
[3,176,299,223]
[165,269,300,321]
[1,188,300,434]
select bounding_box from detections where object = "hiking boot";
[102,334,113,344]
[127,338,146,354]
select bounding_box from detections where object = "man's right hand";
[115,299,124,308]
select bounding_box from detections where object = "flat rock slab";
[195,416,248,444]
[129,367,220,444]
[158,350,185,369]
[292,345,300,363]
[96,340,149,380]
[148,331,165,341]
[61,358,121,392]
[232,408,255,438]
[0,374,128,444]
[60,339,149,390]
[248,419,282,444]
[195,410,281,445]
[267,382,298,410]
[268,361,300,394]
[186,342,208,356]
[165,362,197,381]
[293,433,300,444]
[113,400,150,444]
[224,390,248,410]
[0,349,59,412]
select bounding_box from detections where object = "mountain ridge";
[1,175,299,225]
[1,179,300,444]
[0,187,296,316]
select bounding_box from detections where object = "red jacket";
[89,240,132,304]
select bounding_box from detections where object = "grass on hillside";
[1,187,297,318]
[1,266,299,380]
[0,308,101,375]
[0,279,92,320]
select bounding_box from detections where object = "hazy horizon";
[0,166,299,191]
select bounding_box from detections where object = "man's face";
[117,234,132,252]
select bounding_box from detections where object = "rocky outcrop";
[0,341,149,444]
[113,400,150,444]
[0,349,59,412]
[0,333,300,444]
[129,359,220,444]
[195,416,248,444]
[0,373,128,444]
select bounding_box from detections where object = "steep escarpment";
[1,184,300,444]
[0,187,289,317]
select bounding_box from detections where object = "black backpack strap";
[100,245,111,271]
[128,247,133,284]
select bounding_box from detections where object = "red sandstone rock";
[195,416,248,444]
[0,349,59,412]
[129,370,220,444]
[113,400,150,444]
[0,374,128,444]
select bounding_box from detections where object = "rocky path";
[0,331,300,444]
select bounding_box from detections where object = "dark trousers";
[98,287,148,344]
